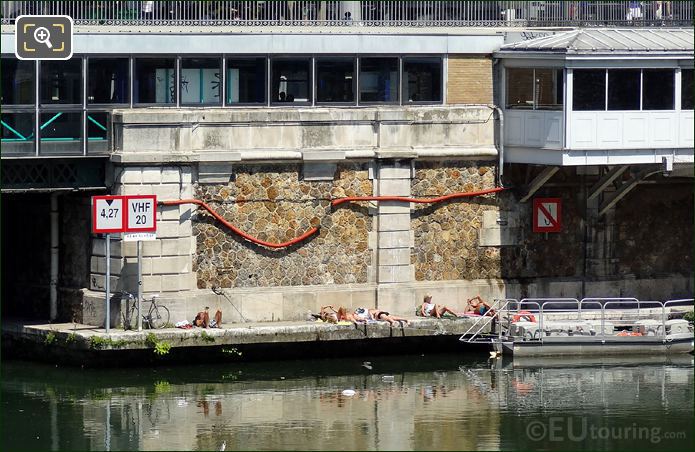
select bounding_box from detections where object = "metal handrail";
[460,298,512,342]
[2,1,692,27]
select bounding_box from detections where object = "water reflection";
[2,354,693,451]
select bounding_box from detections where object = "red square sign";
[92,195,126,233]
[125,195,157,232]
[533,198,562,233]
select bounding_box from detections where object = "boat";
[460,297,694,357]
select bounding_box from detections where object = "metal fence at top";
[1,1,692,27]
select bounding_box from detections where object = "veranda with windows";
[497,28,694,166]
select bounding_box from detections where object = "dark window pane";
[88,58,129,104]
[359,57,398,103]
[316,58,354,103]
[608,69,640,110]
[573,69,606,111]
[271,59,311,103]
[87,111,109,154]
[134,58,175,104]
[226,58,266,104]
[39,111,82,155]
[181,58,221,105]
[682,69,693,110]
[506,68,534,109]
[1,59,35,105]
[40,59,82,105]
[535,68,563,110]
[1,112,35,155]
[402,57,441,103]
[642,70,674,110]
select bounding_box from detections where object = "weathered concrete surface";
[3,317,483,350]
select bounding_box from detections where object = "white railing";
[1,1,692,27]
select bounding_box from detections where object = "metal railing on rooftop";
[1,1,692,27]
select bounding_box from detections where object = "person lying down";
[337,307,410,326]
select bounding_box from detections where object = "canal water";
[2,354,693,451]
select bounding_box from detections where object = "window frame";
[179,56,224,107]
[224,55,269,107]
[314,56,357,106]
[39,58,84,107]
[358,55,401,105]
[1,57,36,107]
[270,56,314,106]
[401,55,444,105]
[86,55,131,107]
[132,56,178,106]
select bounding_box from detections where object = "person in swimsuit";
[464,296,495,316]
[337,307,409,326]
[417,294,461,318]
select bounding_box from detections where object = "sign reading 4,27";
[92,195,158,234]
[126,195,157,232]
[92,196,125,233]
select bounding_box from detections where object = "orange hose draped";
[161,187,506,249]
[331,187,506,207]
[160,199,319,249]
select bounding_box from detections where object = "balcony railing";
[1,1,692,27]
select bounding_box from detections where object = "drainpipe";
[490,106,505,187]
[50,192,59,321]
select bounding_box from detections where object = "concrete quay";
[2,316,489,367]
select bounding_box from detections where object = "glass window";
[682,69,693,110]
[181,58,221,105]
[359,57,398,103]
[134,58,175,104]
[88,58,129,104]
[316,58,355,103]
[573,70,606,111]
[226,58,266,104]
[87,112,109,154]
[535,69,563,110]
[1,59,35,105]
[1,112,35,155]
[506,68,534,109]
[402,57,442,103]
[607,69,640,110]
[40,59,82,105]
[642,70,674,110]
[271,58,311,104]
[39,111,83,155]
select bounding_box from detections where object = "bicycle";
[120,291,170,330]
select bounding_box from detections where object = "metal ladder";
[459,299,512,343]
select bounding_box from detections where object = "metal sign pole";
[137,240,143,331]
[105,233,111,334]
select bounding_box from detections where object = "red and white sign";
[125,195,157,232]
[92,195,126,233]
[533,198,562,233]
[92,195,158,234]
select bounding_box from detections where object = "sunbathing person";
[464,296,495,316]
[337,307,409,326]
[417,294,461,318]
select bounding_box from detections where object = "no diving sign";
[533,198,562,233]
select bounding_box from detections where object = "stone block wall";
[447,55,493,104]
[411,160,501,281]
[90,165,197,295]
[193,162,373,288]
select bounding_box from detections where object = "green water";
[2,354,693,451]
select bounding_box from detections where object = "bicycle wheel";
[148,305,170,329]
[122,301,137,330]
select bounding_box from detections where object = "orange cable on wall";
[160,186,507,249]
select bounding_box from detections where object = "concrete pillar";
[90,165,196,295]
[585,195,618,278]
[49,192,59,321]
[375,160,414,284]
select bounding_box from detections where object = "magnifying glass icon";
[33,27,53,49]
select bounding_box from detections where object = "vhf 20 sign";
[92,195,157,234]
